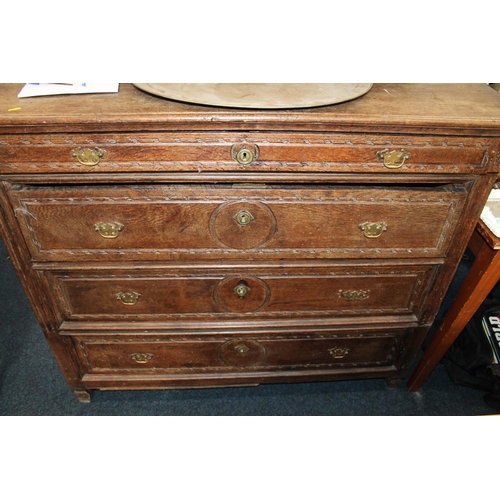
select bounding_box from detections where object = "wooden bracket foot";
[73,390,91,403]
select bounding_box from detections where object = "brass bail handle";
[340,290,370,301]
[130,353,154,364]
[116,291,141,305]
[72,146,106,166]
[95,222,124,239]
[376,148,410,169]
[329,347,349,359]
[359,222,388,239]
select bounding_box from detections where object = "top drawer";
[7,182,468,262]
[0,132,490,175]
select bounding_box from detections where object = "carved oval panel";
[214,276,271,313]
[210,201,276,249]
[218,339,267,367]
[214,276,270,313]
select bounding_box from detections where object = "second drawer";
[9,183,468,261]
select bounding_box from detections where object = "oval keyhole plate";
[231,143,259,166]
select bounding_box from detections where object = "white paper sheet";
[18,83,119,98]
[480,189,500,236]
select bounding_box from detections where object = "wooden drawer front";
[45,264,436,321]
[10,184,467,261]
[0,132,489,175]
[73,329,408,374]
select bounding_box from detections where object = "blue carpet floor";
[0,238,496,416]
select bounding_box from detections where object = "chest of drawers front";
[1,84,499,402]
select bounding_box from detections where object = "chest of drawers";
[1,83,500,402]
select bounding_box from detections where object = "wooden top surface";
[476,219,500,250]
[1,83,500,135]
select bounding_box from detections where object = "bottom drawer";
[72,328,410,375]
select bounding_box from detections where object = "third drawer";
[43,263,438,322]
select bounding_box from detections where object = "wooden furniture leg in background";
[407,226,500,391]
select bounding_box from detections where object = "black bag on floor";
[441,297,500,409]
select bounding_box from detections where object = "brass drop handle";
[231,143,259,166]
[359,222,388,239]
[95,222,124,239]
[329,347,349,359]
[72,146,106,166]
[340,290,369,301]
[376,148,410,169]
[116,292,141,305]
[234,280,251,298]
[130,353,154,364]
[233,209,254,227]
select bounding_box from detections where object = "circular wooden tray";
[133,83,372,109]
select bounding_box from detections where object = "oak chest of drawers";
[1,83,500,402]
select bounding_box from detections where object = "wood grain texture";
[7,183,468,261]
[1,83,500,400]
[41,263,434,321]
[1,84,500,135]
[0,131,490,176]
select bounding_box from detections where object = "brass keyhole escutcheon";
[359,222,388,239]
[236,148,254,165]
[234,344,250,356]
[234,280,251,298]
[233,209,254,227]
[218,339,266,367]
[231,143,259,166]
[214,276,270,313]
[376,148,410,169]
[71,146,106,166]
